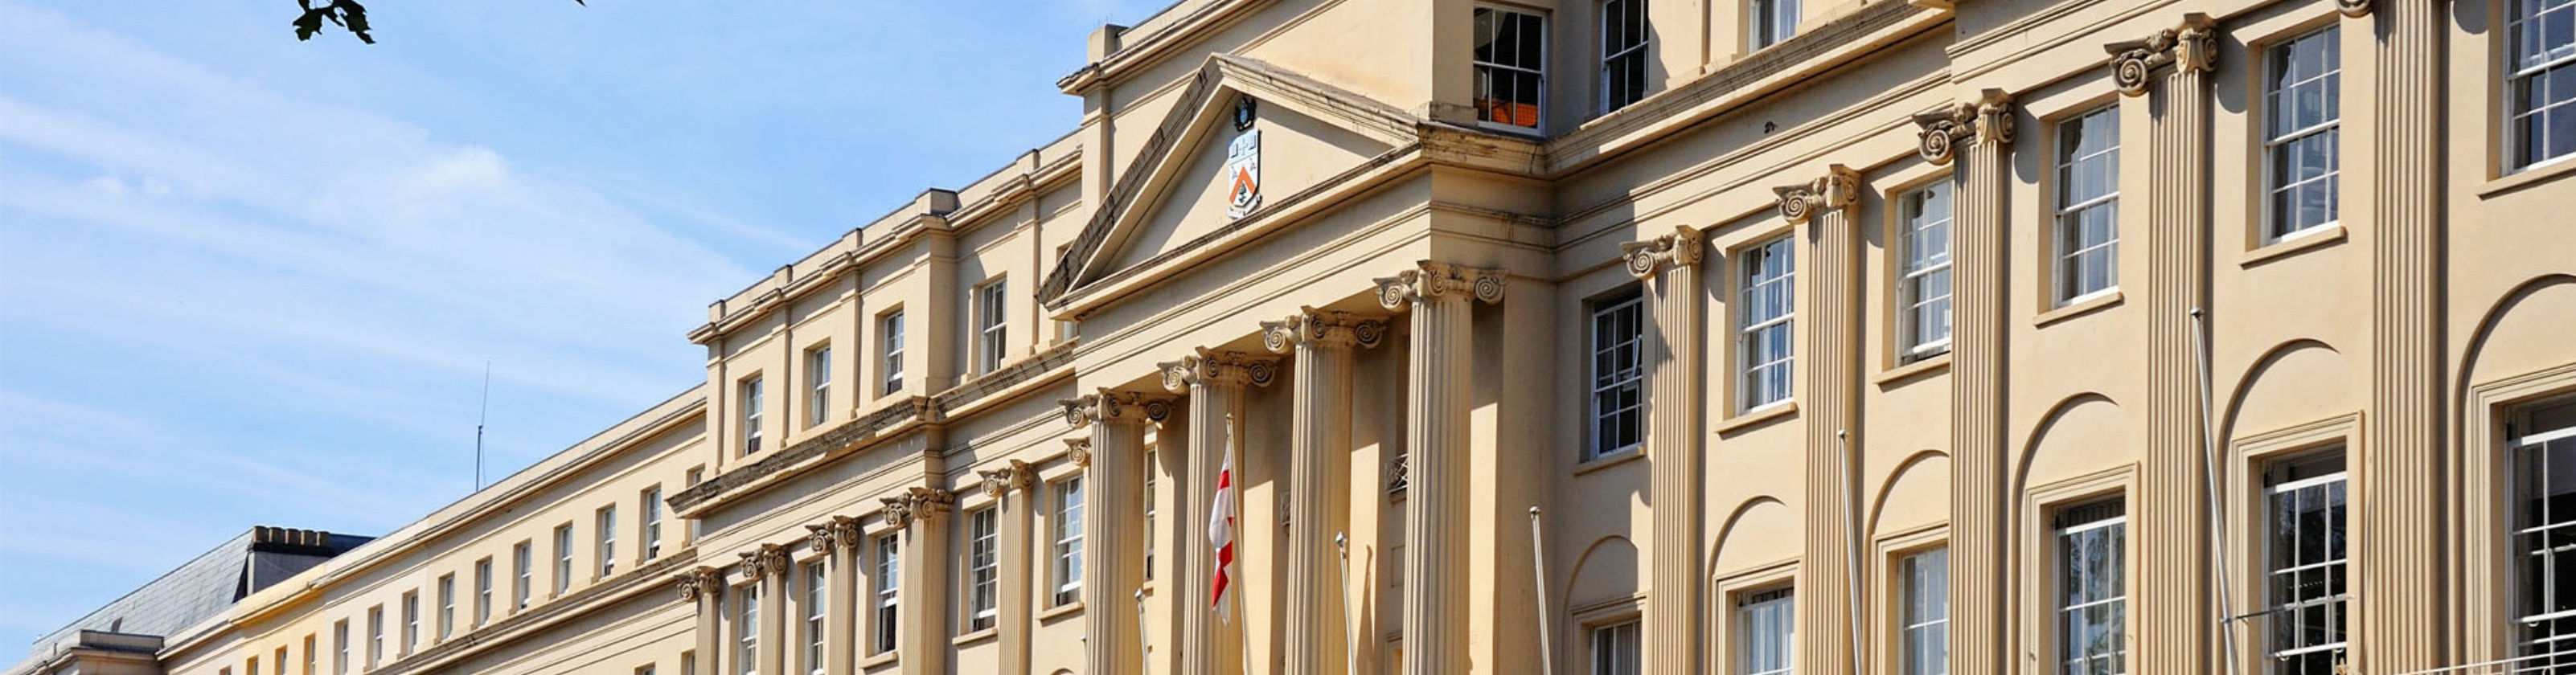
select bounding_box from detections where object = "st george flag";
[1208,445,1239,622]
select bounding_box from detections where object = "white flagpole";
[1335,533,1360,675]
[1836,431,1865,675]
[1530,506,1556,675]
[1227,413,1255,675]
[1136,588,1152,675]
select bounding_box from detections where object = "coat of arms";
[1224,129,1261,219]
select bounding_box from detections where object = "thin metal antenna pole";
[1529,506,1556,675]
[2191,308,2243,675]
[475,362,490,491]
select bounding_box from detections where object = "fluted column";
[1375,261,1507,675]
[881,487,954,675]
[1066,391,1171,675]
[1914,89,2015,674]
[804,518,865,675]
[2356,0,2451,669]
[1164,350,1281,674]
[1778,166,1864,675]
[1618,227,1708,675]
[980,460,1039,674]
[2106,15,2221,673]
[680,567,729,675]
[1262,309,1388,674]
[737,545,792,675]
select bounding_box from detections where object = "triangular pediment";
[1039,55,1419,305]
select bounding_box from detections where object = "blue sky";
[0,0,1167,645]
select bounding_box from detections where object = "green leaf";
[292,7,327,40]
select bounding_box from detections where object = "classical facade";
[17,0,2576,673]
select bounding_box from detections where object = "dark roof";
[31,526,371,651]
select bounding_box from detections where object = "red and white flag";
[1208,447,1238,622]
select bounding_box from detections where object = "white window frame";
[1589,619,1642,675]
[1734,587,1795,675]
[803,562,827,675]
[1598,0,1650,113]
[2512,403,2576,666]
[1899,548,1950,675]
[1053,477,1085,606]
[436,575,454,640]
[365,606,383,670]
[1737,236,1795,412]
[966,507,1000,631]
[554,523,574,595]
[643,487,664,561]
[806,345,831,428]
[2053,499,2128,675]
[2262,27,2342,243]
[2260,452,2348,674]
[881,311,906,395]
[512,541,532,610]
[400,591,418,656]
[334,620,350,675]
[736,584,760,675]
[976,280,1009,374]
[2508,0,2576,171]
[598,505,618,579]
[473,558,493,627]
[1897,182,1954,361]
[740,375,764,455]
[305,634,317,675]
[1472,6,1548,130]
[1589,292,1645,460]
[1143,447,1159,581]
[1748,0,1798,51]
[874,534,901,654]
[2053,105,2121,305]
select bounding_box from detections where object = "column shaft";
[1791,168,1862,675]
[1920,92,2015,675]
[1183,382,1245,674]
[1285,342,1356,674]
[2131,18,2217,673]
[1625,227,1705,675]
[1402,291,1471,675]
[1085,419,1151,675]
[2360,0,2450,670]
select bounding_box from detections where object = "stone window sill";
[2035,289,2123,328]
[1040,601,1084,622]
[1873,351,1952,387]
[1573,448,1646,477]
[2484,154,2576,198]
[859,651,899,670]
[1715,401,1799,436]
[2242,223,2346,268]
[951,627,999,648]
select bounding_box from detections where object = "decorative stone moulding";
[677,566,728,601]
[1059,389,1175,428]
[1772,165,1864,224]
[736,543,792,579]
[805,515,863,554]
[2105,14,2220,96]
[1912,89,2017,165]
[2337,0,2369,17]
[1618,226,1707,278]
[1064,438,1093,468]
[1373,261,1508,311]
[1260,307,1388,352]
[877,486,953,530]
[979,460,1036,497]
[1159,348,1280,391]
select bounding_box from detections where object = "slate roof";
[30,526,371,652]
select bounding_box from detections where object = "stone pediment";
[1038,55,1422,307]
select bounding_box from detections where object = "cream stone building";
[16,0,2576,673]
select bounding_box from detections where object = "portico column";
[1163,350,1281,674]
[1619,227,1707,675]
[1066,390,1170,675]
[2107,15,2222,673]
[1261,309,1388,674]
[804,517,865,675]
[1914,89,2015,674]
[979,460,1039,675]
[739,545,792,675]
[680,567,728,675]
[1374,261,1507,675]
[1779,165,1864,675]
[880,487,954,675]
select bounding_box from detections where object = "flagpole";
[1530,506,1556,675]
[1227,413,1254,675]
[1335,533,1359,675]
[1136,588,1151,675]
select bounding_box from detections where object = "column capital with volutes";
[1374,261,1507,312]
[1913,88,2016,165]
[677,566,730,601]
[1619,226,1707,279]
[1773,165,1864,225]
[736,542,793,579]
[1261,307,1389,352]
[2105,13,2220,96]
[1059,389,1175,428]
[978,459,1037,498]
[804,515,865,554]
[1160,348,1281,391]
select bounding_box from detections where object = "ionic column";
[1261,309,1388,674]
[1374,262,1507,675]
[880,487,954,675]
[1066,390,1170,675]
[2107,15,2221,673]
[738,544,793,675]
[1618,227,1708,675]
[1778,166,1864,675]
[679,567,729,675]
[1914,89,2015,674]
[1163,350,1281,674]
[2352,0,2452,669]
[804,517,865,675]
[979,460,1039,674]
